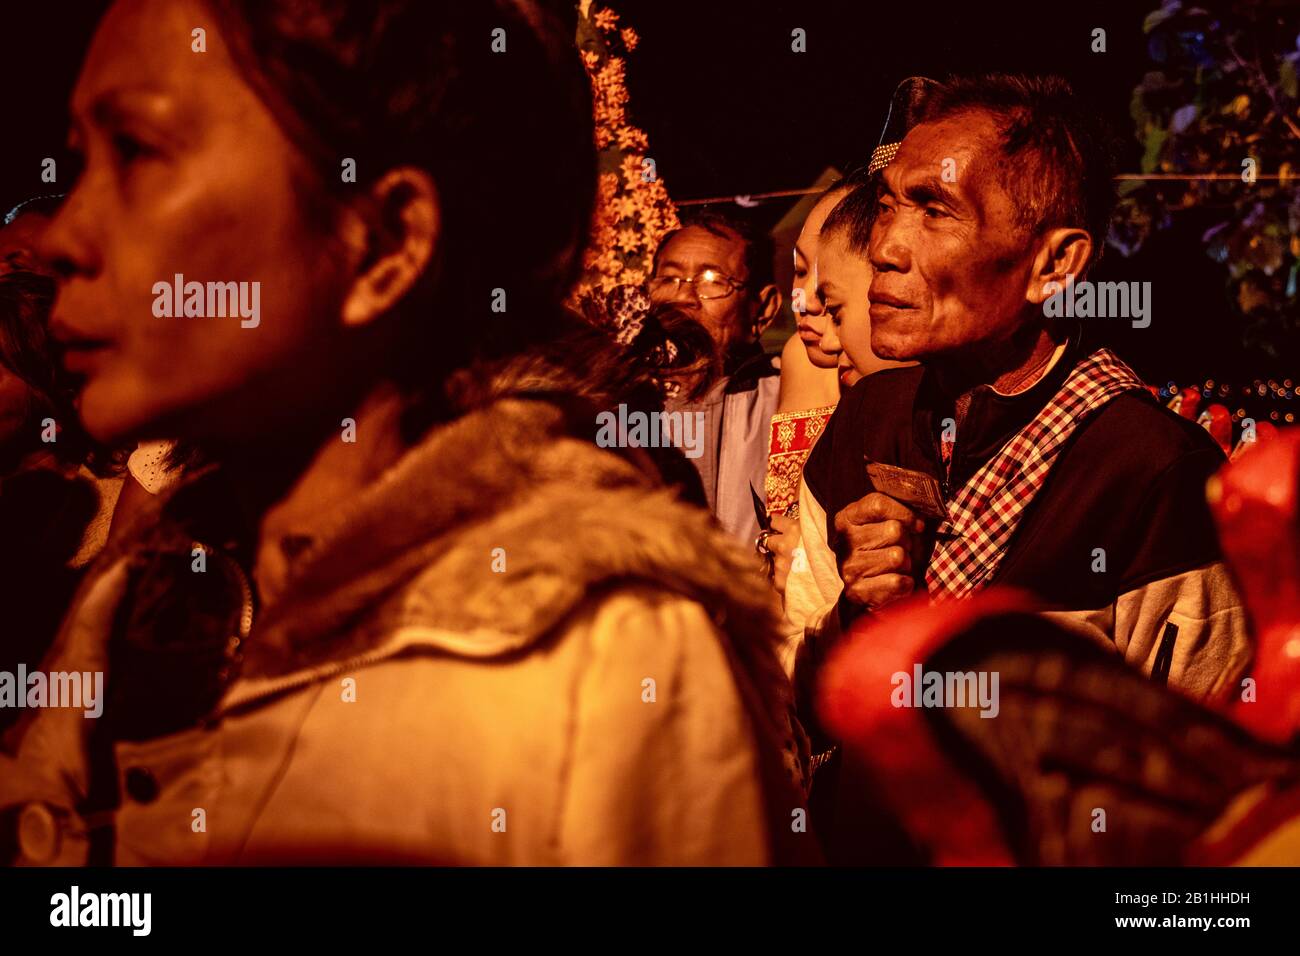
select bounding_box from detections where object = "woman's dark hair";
[203,0,597,437]
[448,300,722,413]
[821,181,879,256]
[163,439,209,475]
[0,270,121,474]
[444,301,717,507]
[0,271,58,407]
[572,293,722,404]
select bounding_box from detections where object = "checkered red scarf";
[926,348,1147,599]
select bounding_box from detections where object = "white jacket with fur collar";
[1,398,811,865]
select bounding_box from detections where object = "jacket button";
[16,803,63,863]
[124,767,159,804]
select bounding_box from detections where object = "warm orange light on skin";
[817,229,914,388]
[791,188,849,369]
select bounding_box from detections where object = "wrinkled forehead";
[885,111,1006,198]
[657,225,747,273]
[74,0,238,112]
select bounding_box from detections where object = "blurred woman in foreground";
[1,0,809,865]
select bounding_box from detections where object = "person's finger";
[773,556,792,595]
[835,491,920,532]
[768,534,796,560]
[840,517,910,554]
[769,513,798,535]
[841,542,912,579]
[843,572,914,609]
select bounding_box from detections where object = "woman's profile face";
[816,231,876,390]
[791,189,845,370]
[41,0,350,446]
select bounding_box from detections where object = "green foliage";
[1115,0,1300,364]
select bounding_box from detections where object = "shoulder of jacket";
[1090,392,1225,459]
[1060,394,1227,500]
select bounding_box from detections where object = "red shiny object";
[1231,420,1278,460]
[1210,426,1300,742]
[1169,385,1202,419]
[817,591,1034,865]
[1196,403,1232,453]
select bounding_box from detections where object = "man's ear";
[753,283,783,337]
[340,167,440,328]
[1026,227,1092,307]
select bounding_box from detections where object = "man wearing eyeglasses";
[648,209,783,547]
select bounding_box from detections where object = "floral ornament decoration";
[572,2,680,307]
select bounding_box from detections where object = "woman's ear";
[340,167,440,328]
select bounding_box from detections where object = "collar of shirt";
[913,333,1081,490]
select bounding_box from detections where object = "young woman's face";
[816,231,876,391]
[791,190,845,369]
[41,0,351,445]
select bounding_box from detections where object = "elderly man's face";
[867,111,1037,361]
[650,225,759,356]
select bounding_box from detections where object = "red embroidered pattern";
[764,404,836,516]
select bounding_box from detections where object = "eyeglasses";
[648,268,747,300]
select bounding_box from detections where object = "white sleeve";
[1039,561,1252,703]
[780,477,844,678]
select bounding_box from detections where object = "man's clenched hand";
[833,492,926,610]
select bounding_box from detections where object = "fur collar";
[237,397,784,681]
[96,394,809,861]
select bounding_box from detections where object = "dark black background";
[619,0,1265,384]
[0,1,1285,386]
[624,0,1147,204]
[0,865,1281,942]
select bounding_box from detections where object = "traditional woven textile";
[925,349,1147,599]
[765,404,837,515]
